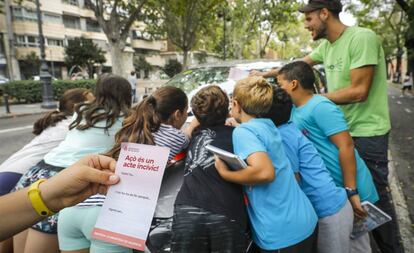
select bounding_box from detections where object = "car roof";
[188,59,287,70]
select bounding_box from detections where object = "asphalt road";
[0,114,44,163]
[387,85,414,224]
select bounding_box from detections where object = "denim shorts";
[14,160,63,234]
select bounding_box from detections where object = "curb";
[0,111,46,119]
[388,151,414,253]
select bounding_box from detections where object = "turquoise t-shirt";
[44,114,124,168]
[233,118,318,250]
[309,26,391,137]
[291,95,379,204]
[278,122,347,218]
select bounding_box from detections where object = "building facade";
[0,0,167,80]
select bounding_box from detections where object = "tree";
[19,52,40,79]
[64,37,106,77]
[394,0,414,77]
[146,0,224,69]
[85,0,149,76]
[346,0,408,81]
[163,59,183,77]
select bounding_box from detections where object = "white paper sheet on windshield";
[228,67,249,81]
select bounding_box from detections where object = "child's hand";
[349,195,368,218]
[214,156,230,176]
[225,117,239,127]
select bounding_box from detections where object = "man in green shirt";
[299,1,401,253]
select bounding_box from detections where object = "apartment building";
[0,0,167,80]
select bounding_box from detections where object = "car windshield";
[166,67,230,93]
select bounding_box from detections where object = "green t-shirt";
[309,26,391,137]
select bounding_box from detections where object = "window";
[86,19,101,32]
[12,7,37,22]
[15,35,26,46]
[15,35,39,47]
[63,15,80,29]
[47,38,64,47]
[26,36,39,47]
[62,0,78,6]
[44,13,62,24]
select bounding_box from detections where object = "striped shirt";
[76,123,189,207]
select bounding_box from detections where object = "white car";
[165,60,325,120]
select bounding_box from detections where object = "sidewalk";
[0,102,56,119]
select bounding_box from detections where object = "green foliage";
[19,52,40,79]
[145,0,224,68]
[163,59,183,78]
[0,79,96,103]
[64,38,106,76]
[133,55,152,72]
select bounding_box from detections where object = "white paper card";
[92,143,170,251]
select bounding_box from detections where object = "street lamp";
[35,0,55,109]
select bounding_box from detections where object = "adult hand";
[349,194,368,218]
[225,117,239,127]
[39,155,119,212]
[249,70,264,76]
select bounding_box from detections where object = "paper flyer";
[228,67,249,81]
[92,143,170,251]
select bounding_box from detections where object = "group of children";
[0,61,379,253]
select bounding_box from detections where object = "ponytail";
[31,88,92,135]
[106,86,187,160]
[32,110,67,135]
[105,96,161,159]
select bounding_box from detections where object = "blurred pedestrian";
[401,72,413,97]
[128,70,138,103]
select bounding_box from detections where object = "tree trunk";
[109,43,133,77]
[182,50,189,70]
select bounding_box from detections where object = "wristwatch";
[345,187,359,198]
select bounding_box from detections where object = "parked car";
[0,75,9,84]
[165,59,326,118]
[32,75,58,81]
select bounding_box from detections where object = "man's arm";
[302,55,318,66]
[215,152,275,185]
[324,65,375,105]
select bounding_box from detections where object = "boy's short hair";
[233,76,273,117]
[265,86,293,126]
[191,85,229,127]
[278,61,316,92]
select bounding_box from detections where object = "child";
[265,87,353,253]
[401,72,413,97]
[0,88,93,196]
[58,86,190,253]
[171,85,248,252]
[13,74,131,253]
[277,61,379,252]
[215,76,318,252]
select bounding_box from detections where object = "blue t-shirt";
[233,118,317,250]
[279,122,347,218]
[291,95,379,204]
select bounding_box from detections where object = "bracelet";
[28,179,55,217]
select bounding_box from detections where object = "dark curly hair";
[265,86,293,126]
[191,85,229,127]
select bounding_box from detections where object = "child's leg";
[13,229,28,253]
[317,200,353,253]
[350,234,371,253]
[23,229,59,253]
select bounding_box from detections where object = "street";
[0,86,413,252]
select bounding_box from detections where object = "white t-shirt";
[0,118,72,174]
